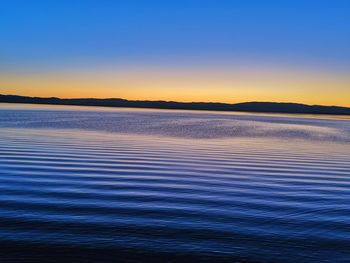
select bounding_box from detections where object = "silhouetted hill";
[1,94,350,115]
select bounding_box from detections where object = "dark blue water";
[0,104,349,262]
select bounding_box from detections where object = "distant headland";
[1,94,350,115]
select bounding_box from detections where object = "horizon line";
[1,94,350,117]
[1,93,350,109]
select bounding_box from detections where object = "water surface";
[0,103,349,262]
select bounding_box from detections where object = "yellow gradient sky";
[1,66,350,107]
[1,1,350,107]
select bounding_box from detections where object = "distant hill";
[1,94,350,115]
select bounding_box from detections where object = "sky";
[1,0,349,106]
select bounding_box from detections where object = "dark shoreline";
[1,94,350,116]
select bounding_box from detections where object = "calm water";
[0,103,349,262]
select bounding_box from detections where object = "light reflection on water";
[0,104,350,262]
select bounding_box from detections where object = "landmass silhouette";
[1,94,350,115]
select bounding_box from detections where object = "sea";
[0,103,349,262]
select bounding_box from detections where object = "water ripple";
[0,105,350,262]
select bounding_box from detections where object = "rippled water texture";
[0,104,349,262]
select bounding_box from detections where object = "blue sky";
[1,1,349,105]
[1,0,349,69]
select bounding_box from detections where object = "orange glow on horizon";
[1,66,350,107]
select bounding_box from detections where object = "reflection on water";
[0,104,350,262]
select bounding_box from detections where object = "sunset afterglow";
[1,0,349,106]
